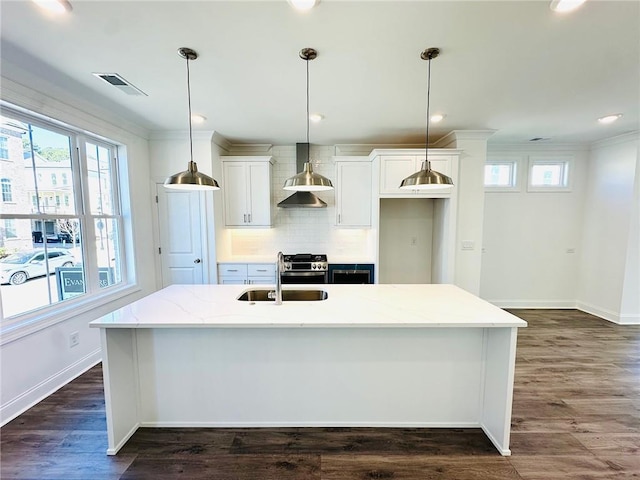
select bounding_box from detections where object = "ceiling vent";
[92,73,148,96]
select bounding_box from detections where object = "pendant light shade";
[400,47,454,190]
[164,47,220,191]
[283,48,333,192]
[283,162,333,191]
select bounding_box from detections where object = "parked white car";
[0,249,75,285]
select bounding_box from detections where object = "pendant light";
[283,48,333,192]
[400,47,454,190]
[164,47,220,191]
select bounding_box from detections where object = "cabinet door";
[336,162,372,227]
[379,156,418,194]
[416,155,454,195]
[223,163,249,226]
[246,162,272,226]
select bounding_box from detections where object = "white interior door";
[157,186,204,286]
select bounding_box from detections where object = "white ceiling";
[1,0,638,146]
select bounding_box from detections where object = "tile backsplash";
[220,145,375,262]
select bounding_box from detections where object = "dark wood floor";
[2,309,639,479]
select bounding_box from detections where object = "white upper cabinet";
[373,149,459,198]
[334,157,372,227]
[221,156,273,227]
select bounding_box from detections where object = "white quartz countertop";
[90,284,527,329]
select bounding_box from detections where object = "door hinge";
[155,195,158,203]
[158,247,161,254]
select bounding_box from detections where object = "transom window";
[484,158,520,191]
[0,108,127,324]
[528,156,572,192]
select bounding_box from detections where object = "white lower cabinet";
[218,263,276,285]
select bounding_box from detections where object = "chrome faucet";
[274,251,284,305]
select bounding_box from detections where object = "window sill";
[0,283,142,346]
[527,186,572,193]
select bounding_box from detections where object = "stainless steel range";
[281,253,328,284]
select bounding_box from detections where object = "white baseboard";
[487,300,577,309]
[618,314,640,325]
[575,301,621,324]
[486,300,639,326]
[0,349,102,426]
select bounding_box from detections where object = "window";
[484,158,520,191]
[0,136,8,159]
[1,178,12,202]
[528,156,572,192]
[3,219,17,238]
[0,108,128,325]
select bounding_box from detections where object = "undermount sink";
[237,289,328,302]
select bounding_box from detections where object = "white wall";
[480,146,588,307]
[379,198,433,284]
[577,134,639,323]
[436,131,495,295]
[0,72,157,423]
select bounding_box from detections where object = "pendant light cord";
[424,55,432,170]
[306,57,310,153]
[186,54,194,164]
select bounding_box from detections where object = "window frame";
[1,178,13,202]
[484,156,522,192]
[0,136,8,159]
[527,155,573,192]
[0,106,134,340]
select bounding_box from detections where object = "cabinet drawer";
[217,264,248,277]
[248,263,276,277]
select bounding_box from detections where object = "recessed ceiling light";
[287,0,318,11]
[309,113,324,123]
[597,113,623,124]
[32,0,72,14]
[191,114,207,124]
[430,114,445,123]
[550,0,587,13]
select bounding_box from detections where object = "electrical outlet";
[69,331,80,348]
[461,241,475,251]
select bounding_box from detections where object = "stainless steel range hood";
[277,143,327,208]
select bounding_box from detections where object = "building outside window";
[2,219,17,239]
[0,108,129,325]
[0,137,8,159]
[1,178,13,202]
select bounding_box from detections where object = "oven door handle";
[281,271,326,277]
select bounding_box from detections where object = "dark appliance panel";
[329,264,375,284]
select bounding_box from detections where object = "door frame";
[151,179,218,289]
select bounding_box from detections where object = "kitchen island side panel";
[135,327,485,427]
[480,327,519,455]
[100,328,140,455]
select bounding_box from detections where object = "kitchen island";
[90,284,527,456]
